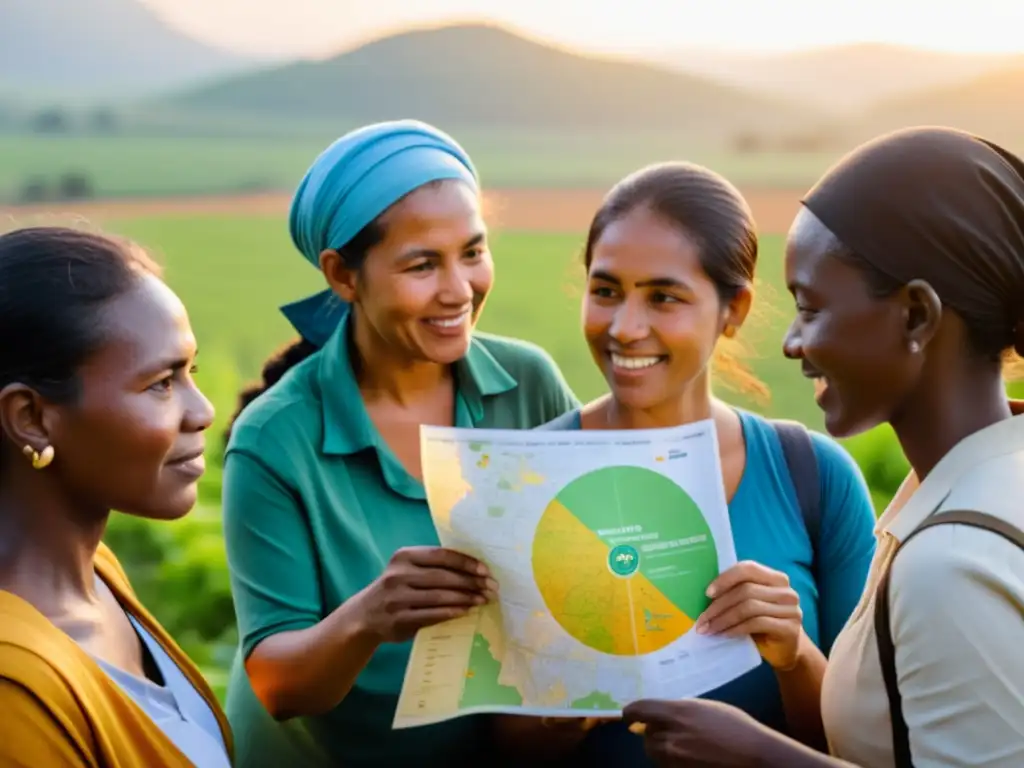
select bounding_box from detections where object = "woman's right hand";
[695,561,804,671]
[358,546,497,643]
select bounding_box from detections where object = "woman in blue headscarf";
[220,121,581,767]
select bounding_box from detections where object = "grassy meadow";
[0,132,841,201]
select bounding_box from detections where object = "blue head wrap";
[280,119,479,347]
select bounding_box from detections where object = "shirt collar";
[453,331,519,421]
[318,313,518,457]
[879,400,1024,541]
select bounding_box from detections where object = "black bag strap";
[771,420,822,571]
[874,509,1024,768]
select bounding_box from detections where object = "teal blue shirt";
[543,408,878,765]
[221,315,579,768]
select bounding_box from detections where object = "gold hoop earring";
[22,444,55,470]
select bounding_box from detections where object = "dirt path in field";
[483,187,802,235]
[1,187,804,235]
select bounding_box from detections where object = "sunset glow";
[141,0,1024,59]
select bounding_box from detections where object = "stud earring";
[22,444,55,470]
[909,341,921,354]
[723,325,736,339]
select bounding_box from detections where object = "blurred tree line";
[0,104,121,135]
[0,104,113,204]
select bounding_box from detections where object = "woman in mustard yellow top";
[0,227,233,767]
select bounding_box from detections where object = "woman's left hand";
[695,560,804,671]
[623,698,782,767]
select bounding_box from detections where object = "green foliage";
[841,426,911,513]
[104,507,234,701]
[831,376,1024,516]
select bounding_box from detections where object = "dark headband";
[801,126,1024,354]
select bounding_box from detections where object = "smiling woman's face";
[782,208,919,437]
[334,179,494,366]
[583,206,733,411]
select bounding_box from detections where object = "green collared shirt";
[221,314,578,768]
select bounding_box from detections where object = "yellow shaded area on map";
[532,500,694,655]
[519,459,545,486]
[421,438,472,530]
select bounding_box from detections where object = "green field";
[0,133,840,200]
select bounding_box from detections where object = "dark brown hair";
[583,162,768,399]
[0,226,159,468]
[802,126,1024,368]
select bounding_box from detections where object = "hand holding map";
[359,546,496,643]
[694,560,805,671]
[394,420,762,728]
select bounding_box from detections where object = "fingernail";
[477,563,490,577]
[696,624,708,634]
[706,585,716,598]
[485,578,499,592]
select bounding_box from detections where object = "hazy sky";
[141,0,1024,59]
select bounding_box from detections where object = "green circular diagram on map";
[608,544,640,577]
[531,465,718,656]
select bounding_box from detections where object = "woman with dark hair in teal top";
[541,162,878,765]
[219,121,580,767]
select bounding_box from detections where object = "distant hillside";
[166,24,823,137]
[0,0,258,99]
[659,43,1017,113]
[866,66,1024,143]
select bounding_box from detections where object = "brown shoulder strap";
[874,510,1024,768]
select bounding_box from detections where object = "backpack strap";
[771,420,822,572]
[874,509,1024,768]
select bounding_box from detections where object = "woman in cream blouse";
[622,127,1024,767]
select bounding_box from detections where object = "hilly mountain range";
[657,43,1020,114]
[0,0,260,98]
[166,25,1024,143]
[866,66,1024,144]
[164,24,821,136]
[4,0,1024,144]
